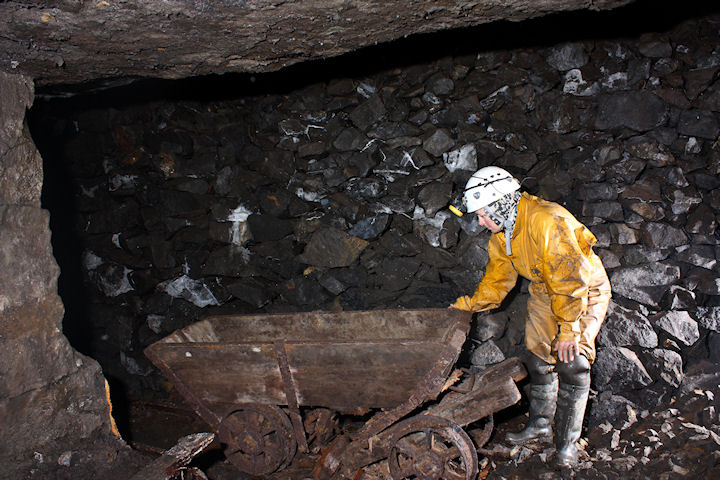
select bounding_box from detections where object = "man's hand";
[448,304,456,310]
[556,340,579,363]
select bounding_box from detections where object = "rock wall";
[32,12,719,427]
[0,72,142,479]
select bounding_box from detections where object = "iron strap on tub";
[275,342,310,453]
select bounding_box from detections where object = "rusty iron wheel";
[217,403,297,475]
[388,415,478,480]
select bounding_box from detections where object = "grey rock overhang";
[1,0,635,86]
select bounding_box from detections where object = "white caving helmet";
[462,166,521,256]
[463,166,520,213]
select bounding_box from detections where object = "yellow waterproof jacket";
[452,193,611,364]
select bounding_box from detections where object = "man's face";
[476,208,502,233]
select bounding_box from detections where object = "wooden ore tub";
[145,308,527,480]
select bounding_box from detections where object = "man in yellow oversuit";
[450,166,611,467]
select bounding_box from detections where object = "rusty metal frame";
[275,341,310,453]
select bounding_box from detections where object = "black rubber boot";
[506,355,557,445]
[554,355,591,467]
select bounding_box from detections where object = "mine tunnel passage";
[26,3,720,478]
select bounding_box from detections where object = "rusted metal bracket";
[275,341,310,453]
[129,432,215,480]
[448,368,476,394]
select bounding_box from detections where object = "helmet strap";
[503,208,518,256]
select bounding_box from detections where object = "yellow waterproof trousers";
[527,254,611,364]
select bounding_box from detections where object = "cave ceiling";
[1,0,636,88]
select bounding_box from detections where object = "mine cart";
[144,308,527,480]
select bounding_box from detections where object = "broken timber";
[318,357,527,479]
[129,432,215,480]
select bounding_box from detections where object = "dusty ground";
[126,361,719,480]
